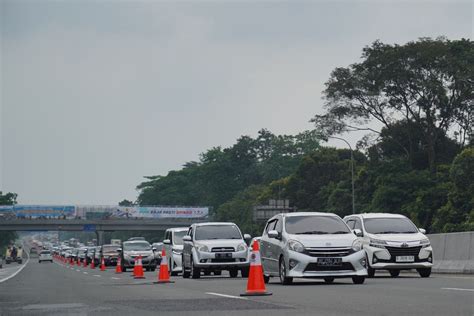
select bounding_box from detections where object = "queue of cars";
[51,212,433,285]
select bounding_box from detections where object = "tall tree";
[313,37,473,172]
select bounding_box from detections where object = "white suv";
[163,227,189,275]
[344,213,433,278]
[182,222,250,279]
[260,212,367,285]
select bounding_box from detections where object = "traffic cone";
[133,255,145,279]
[115,257,122,274]
[100,257,106,271]
[83,258,88,268]
[241,240,272,296]
[70,257,74,266]
[90,258,95,269]
[154,249,174,284]
[77,258,80,266]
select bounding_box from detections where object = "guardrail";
[428,231,474,274]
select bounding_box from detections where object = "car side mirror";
[243,234,251,241]
[116,248,122,253]
[163,239,171,245]
[152,247,157,252]
[353,229,363,237]
[268,230,279,239]
[182,235,192,242]
[418,228,426,234]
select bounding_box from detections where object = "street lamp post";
[328,136,355,214]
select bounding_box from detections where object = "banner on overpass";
[0,205,76,218]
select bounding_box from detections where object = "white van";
[163,227,189,275]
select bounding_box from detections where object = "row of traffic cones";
[53,241,271,296]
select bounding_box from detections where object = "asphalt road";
[0,257,472,316]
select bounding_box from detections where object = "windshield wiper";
[332,231,350,234]
[295,231,329,235]
[375,231,401,234]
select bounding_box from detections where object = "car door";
[260,219,277,273]
[266,217,283,273]
[182,227,193,267]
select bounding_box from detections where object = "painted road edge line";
[0,247,30,284]
[441,288,474,292]
[206,292,248,300]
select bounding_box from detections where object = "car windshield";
[285,215,351,235]
[174,230,188,245]
[123,242,151,251]
[364,218,418,234]
[102,245,119,252]
[195,225,242,240]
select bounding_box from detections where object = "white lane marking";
[83,272,88,275]
[206,292,248,300]
[0,247,30,284]
[111,277,121,280]
[93,274,101,277]
[441,288,474,292]
[75,269,81,272]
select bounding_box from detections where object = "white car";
[182,222,251,279]
[344,213,433,278]
[260,212,367,284]
[38,250,53,263]
[163,227,188,276]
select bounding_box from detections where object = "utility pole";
[328,136,355,214]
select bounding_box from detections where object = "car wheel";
[229,269,238,278]
[151,266,156,272]
[263,274,270,284]
[241,267,249,278]
[352,276,365,284]
[389,269,400,277]
[191,257,200,279]
[182,255,190,278]
[279,257,293,285]
[417,268,431,278]
[213,270,222,276]
[38,260,41,263]
[324,277,335,284]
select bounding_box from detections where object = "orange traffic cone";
[70,257,74,266]
[100,257,106,271]
[241,240,272,296]
[154,249,174,284]
[133,255,145,279]
[77,258,80,266]
[83,258,88,268]
[115,257,122,274]
[90,258,95,269]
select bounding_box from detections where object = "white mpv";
[260,212,367,285]
[344,213,433,278]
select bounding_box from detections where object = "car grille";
[304,262,355,272]
[386,246,421,257]
[211,247,235,252]
[304,247,352,257]
[211,258,236,263]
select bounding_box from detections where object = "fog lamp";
[289,259,298,270]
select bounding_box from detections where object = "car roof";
[279,212,339,218]
[194,222,237,227]
[123,240,150,244]
[166,227,189,232]
[346,213,408,219]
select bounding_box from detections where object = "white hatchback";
[344,213,433,278]
[38,250,53,263]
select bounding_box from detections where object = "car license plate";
[215,253,232,259]
[317,258,342,266]
[396,256,415,262]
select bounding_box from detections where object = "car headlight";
[369,238,387,249]
[236,243,247,252]
[196,244,209,252]
[288,240,305,253]
[420,239,430,248]
[352,240,362,252]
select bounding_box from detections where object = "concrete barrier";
[428,231,474,274]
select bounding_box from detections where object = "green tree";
[0,191,18,253]
[313,37,473,172]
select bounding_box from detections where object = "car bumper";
[193,250,249,268]
[123,258,156,268]
[366,246,433,269]
[103,257,119,266]
[285,250,367,278]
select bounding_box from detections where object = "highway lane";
[0,259,472,315]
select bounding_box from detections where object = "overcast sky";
[1,0,472,205]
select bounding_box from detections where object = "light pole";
[327,136,355,214]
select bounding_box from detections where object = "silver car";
[119,240,157,272]
[260,212,367,285]
[182,222,251,279]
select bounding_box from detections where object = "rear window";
[41,251,51,255]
